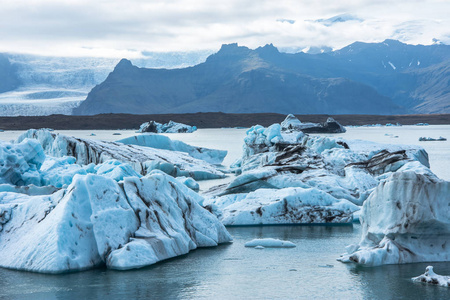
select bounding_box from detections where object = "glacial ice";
[280,114,346,133]
[0,172,231,273]
[204,187,359,225]
[245,238,296,248]
[0,139,45,186]
[117,134,227,165]
[138,120,197,133]
[338,171,450,266]
[412,266,450,287]
[205,121,434,225]
[17,129,225,181]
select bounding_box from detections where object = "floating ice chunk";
[281,115,345,133]
[245,238,296,248]
[338,171,450,266]
[412,266,450,287]
[138,120,197,133]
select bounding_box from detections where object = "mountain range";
[74,40,450,115]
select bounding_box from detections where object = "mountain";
[249,40,450,113]
[74,43,410,115]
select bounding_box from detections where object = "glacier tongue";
[0,172,231,273]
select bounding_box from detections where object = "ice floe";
[245,238,296,248]
[138,120,197,133]
[281,114,346,133]
[412,266,450,287]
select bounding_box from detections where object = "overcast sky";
[1,0,449,57]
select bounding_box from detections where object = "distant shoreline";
[0,113,449,130]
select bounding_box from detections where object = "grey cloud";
[0,0,449,56]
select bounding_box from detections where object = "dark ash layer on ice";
[203,121,432,226]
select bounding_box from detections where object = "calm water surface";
[1,225,449,299]
[0,125,449,299]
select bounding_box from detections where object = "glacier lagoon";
[0,125,449,298]
[0,225,449,299]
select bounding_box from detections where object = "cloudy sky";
[1,0,449,57]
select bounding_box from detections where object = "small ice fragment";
[412,266,450,287]
[244,238,296,248]
[254,245,265,250]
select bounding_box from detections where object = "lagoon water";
[0,125,449,299]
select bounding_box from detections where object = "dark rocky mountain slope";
[73,41,450,115]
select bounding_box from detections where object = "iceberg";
[245,238,296,248]
[205,122,432,225]
[412,266,450,287]
[117,134,227,165]
[17,129,225,181]
[281,114,346,133]
[138,120,197,133]
[0,172,231,273]
[338,171,450,266]
[204,187,359,225]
